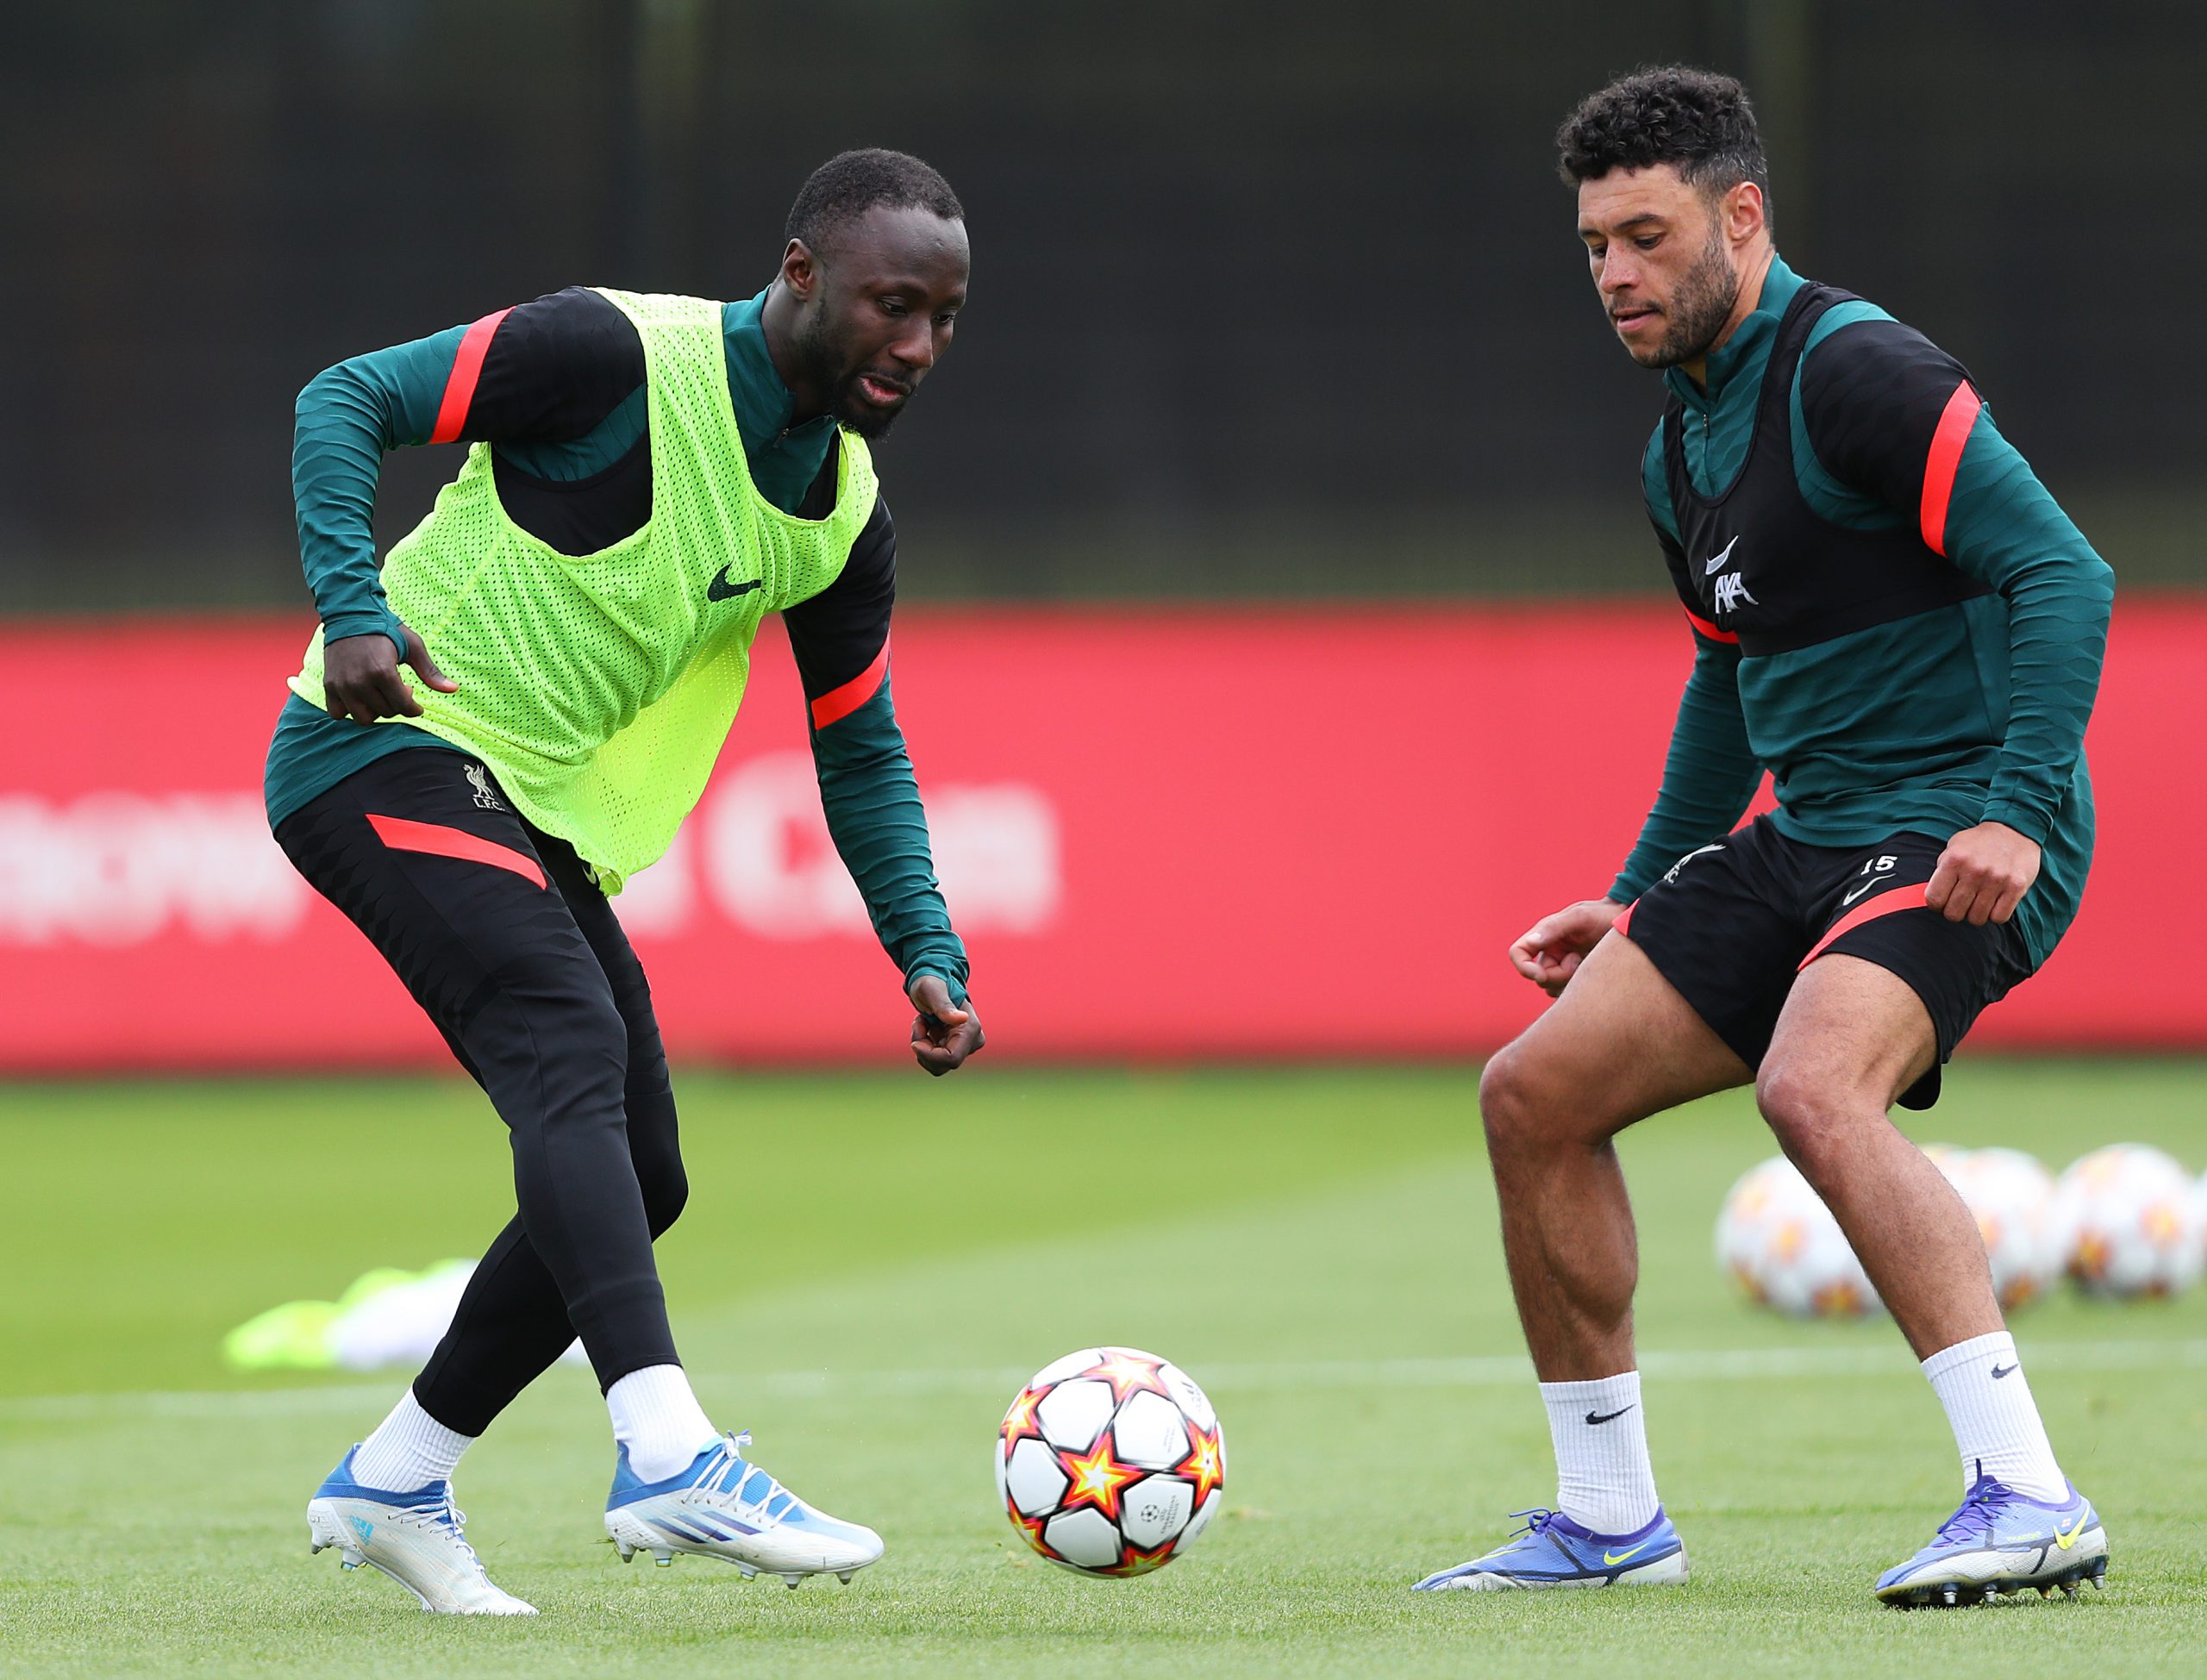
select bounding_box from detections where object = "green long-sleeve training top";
[1610,255,2112,968]
[266,284,968,1000]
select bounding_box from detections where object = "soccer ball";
[2054,1144,2204,1298]
[1928,1146,2062,1310]
[995,1346,1225,1577]
[1714,1156,1881,1317]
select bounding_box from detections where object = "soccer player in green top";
[1413,71,2114,1605]
[272,150,984,1613]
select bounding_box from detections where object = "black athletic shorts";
[1616,815,2035,1109]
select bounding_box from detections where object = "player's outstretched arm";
[1597,440,1767,927]
[1510,899,1626,997]
[785,498,979,1071]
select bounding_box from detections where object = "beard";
[1638,226,1742,369]
[792,309,910,440]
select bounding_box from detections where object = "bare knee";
[1756,1059,1864,1184]
[1480,1040,1570,1161]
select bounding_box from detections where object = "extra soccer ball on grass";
[1930,1144,2064,1310]
[2054,1143,2205,1298]
[995,1346,1226,1577]
[1715,1155,1880,1318]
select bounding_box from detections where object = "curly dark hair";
[1556,66,1769,214]
[785,148,964,258]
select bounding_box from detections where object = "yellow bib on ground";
[291,289,878,891]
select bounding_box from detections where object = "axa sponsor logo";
[1713,571,1758,615]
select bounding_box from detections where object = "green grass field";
[4,1062,2205,1677]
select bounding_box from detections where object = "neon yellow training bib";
[291,289,878,892]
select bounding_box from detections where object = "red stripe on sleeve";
[1797,884,1931,971]
[1682,606,1739,644]
[366,813,546,890]
[428,308,514,445]
[1918,383,1982,556]
[810,642,890,731]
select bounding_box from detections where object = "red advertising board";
[3,602,2201,1071]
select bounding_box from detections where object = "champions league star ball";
[1714,1156,1881,1318]
[2054,1144,2205,1298]
[1927,1146,2063,1311]
[995,1347,1225,1577]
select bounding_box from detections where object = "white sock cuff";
[606,1364,720,1481]
[1537,1371,1641,1408]
[1920,1330,2065,1501]
[351,1388,474,1491]
[1539,1370,1657,1534]
[1922,1330,2016,1383]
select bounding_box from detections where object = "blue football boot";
[603,1431,884,1588]
[306,1446,535,1614]
[1413,1506,1688,1591]
[1875,1464,2109,1607]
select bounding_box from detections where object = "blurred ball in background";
[1715,1156,1882,1319]
[1717,1142,2207,1320]
[1930,1145,2063,1311]
[2055,1144,2205,1299]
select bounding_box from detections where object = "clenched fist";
[1926,821,2040,927]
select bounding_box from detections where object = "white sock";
[606,1365,720,1482]
[351,1388,473,1492]
[1540,1370,1660,1534]
[1922,1331,2066,1501]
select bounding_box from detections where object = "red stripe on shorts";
[366,813,546,890]
[1919,383,1981,556]
[1612,902,1636,936]
[428,308,513,445]
[1797,884,1931,971]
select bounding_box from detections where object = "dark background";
[3,0,2197,610]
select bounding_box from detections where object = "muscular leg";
[277,760,681,1416]
[1757,954,2003,1358]
[1480,931,1751,1380]
[415,834,691,1435]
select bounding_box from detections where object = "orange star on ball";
[1055,1433,1145,1524]
[1000,1384,1044,1447]
[1099,1536,1179,1577]
[1087,1347,1171,1404]
[1177,1423,1225,1507]
[1007,1505,1058,1559]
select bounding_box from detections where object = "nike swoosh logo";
[1585,1405,1636,1426]
[1990,1363,2016,1379]
[1603,1540,1655,1566]
[2053,1514,2088,1549]
[1703,535,1740,575]
[1841,879,1886,907]
[707,567,765,602]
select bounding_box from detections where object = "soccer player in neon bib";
[1412,72,2114,1605]
[269,151,983,1612]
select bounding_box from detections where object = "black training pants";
[276,748,687,1435]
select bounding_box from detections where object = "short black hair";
[785,148,964,258]
[1556,66,1770,213]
